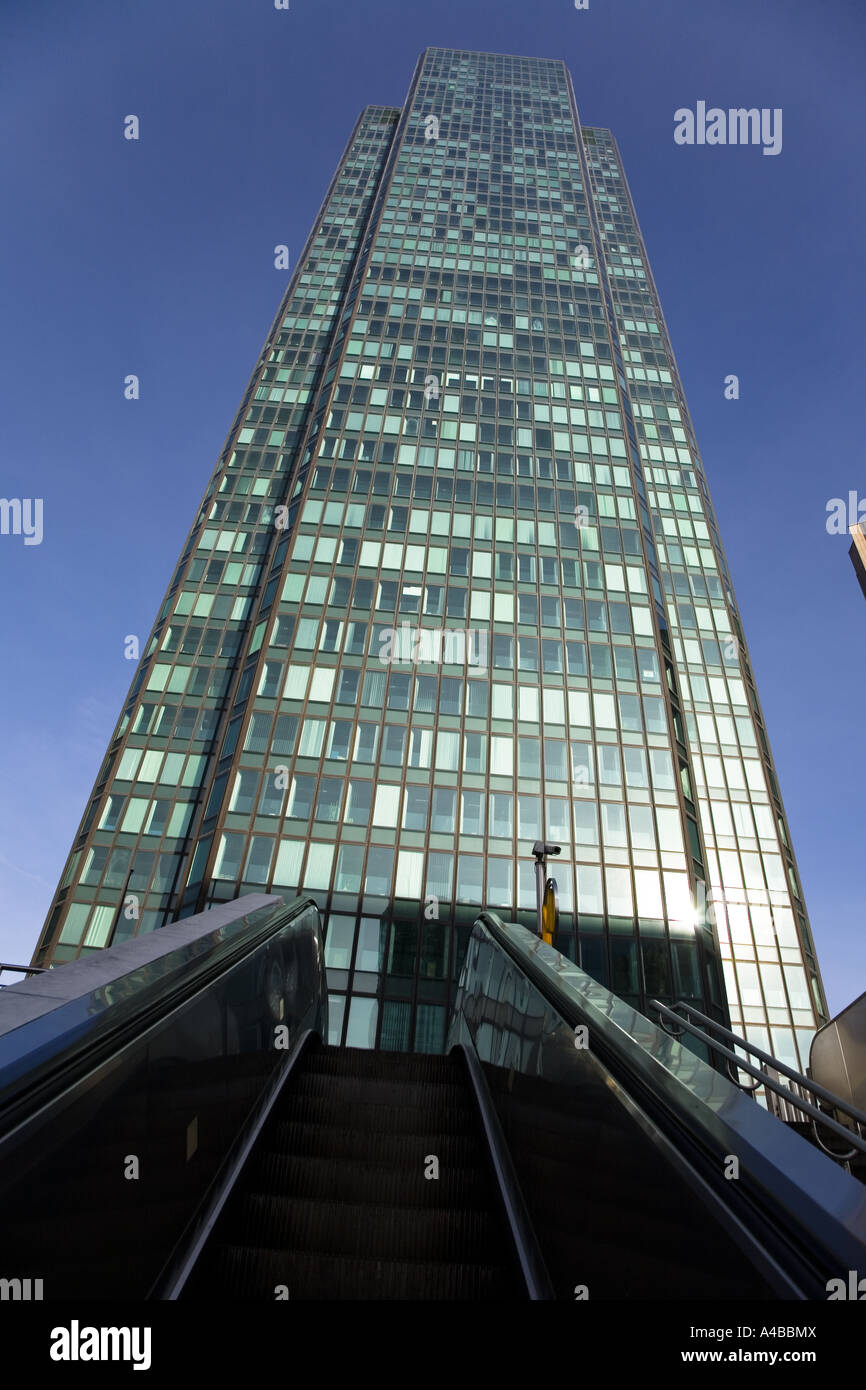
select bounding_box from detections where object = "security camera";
[532,841,562,857]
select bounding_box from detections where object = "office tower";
[32,48,828,1069]
[849,524,866,601]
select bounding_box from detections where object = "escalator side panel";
[449,917,866,1301]
[0,898,325,1300]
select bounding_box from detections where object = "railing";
[450,1032,554,1301]
[651,999,866,1162]
[0,962,47,987]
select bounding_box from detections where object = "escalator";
[1,892,865,1302]
[174,1038,779,1301]
[180,1045,524,1300]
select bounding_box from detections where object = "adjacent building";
[849,523,866,601]
[32,48,828,1067]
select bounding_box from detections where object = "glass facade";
[33,49,828,1065]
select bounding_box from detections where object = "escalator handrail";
[450,1032,554,1300]
[154,1027,323,1300]
[0,894,320,1135]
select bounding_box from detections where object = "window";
[328,720,353,760]
[463,732,485,773]
[387,673,411,709]
[258,772,285,817]
[571,741,594,785]
[414,675,438,712]
[490,793,513,837]
[518,594,538,625]
[518,737,540,779]
[344,779,371,825]
[362,670,387,706]
[649,748,676,791]
[542,640,562,673]
[518,637,538,671]
[628,805,655,850]
[573,801,599,846]
[440,677,463,716]
[230,770,259,815]
[518,795,541,838]
[597,745,621,786]
[456,856,483,903]
[431,787,456,833]
[544,739,568,782]
[373,784,401,826]
[601,803,628,847]
[402,786,429,831]
[99,795,125,831]
[213,832,244,881]
[461,789,485,836]
[546,797,570,843]
[288,776,315,819]
[365,846,394,896]
[381,726,406,766]
[335,844,364,893]
[272,714,299,756]
[623,746,648,788]
[407,727,432,767]
[315,778,343,822]
[435,729,460,770]
[353,724,379,762]
[336,670,360,704]
[244,837,274,884]
[298,720,325,758]
[325,916,354,969]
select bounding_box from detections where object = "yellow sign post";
[533,841,561,942]
[541,877,558,947]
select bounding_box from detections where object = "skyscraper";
[849,523,866,601]
[32,48,828,1069]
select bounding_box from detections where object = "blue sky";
[1,0,864,1017]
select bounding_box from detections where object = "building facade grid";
[33,50,827,1070]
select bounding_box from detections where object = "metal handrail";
[452,1036,554,1301]
[656,1000,863,1164]
[657,1000,866,1128]
[0,963,47,987]
[651,999,866,1158]
[155,1027,322,1300]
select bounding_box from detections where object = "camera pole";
[532,840,561,942]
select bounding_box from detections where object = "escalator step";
[303,1046,461,1084]
[182,1045,525,1299]
[270,1120,485,1168]
[243,1150,495,1208]
[217,1193,513,1264]
[288,1071,470,1112]
[276,1093,477,1135]
[187,1243,519,1300]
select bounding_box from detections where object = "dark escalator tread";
[270,1120,485,1168]
[288,1071,470,1111]
[245,1150,496,1208]
[278,1093,477,1135]
[184,1046,526,1299]
[217,1193,514,1264]
[185,1243,521,1300]
[303,1046,462,1084]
